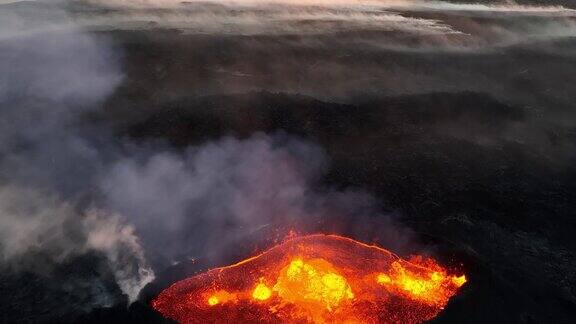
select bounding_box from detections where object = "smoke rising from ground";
[0,185,153,302]
[101,134,328,266]
[0,1,154,303]
[0,0,414,304]
[101,134,412,268]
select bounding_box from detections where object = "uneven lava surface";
[152,234,465,323]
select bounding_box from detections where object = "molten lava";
[152,234,466,323]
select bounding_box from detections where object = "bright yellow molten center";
[155,235,468,324]
[273,258,354,312]
[207,296,219,306]
[206,290,236,306]
[377,273,391,284]
[376,261,467,306]
[452,275,467,287]
[252,282,272,301]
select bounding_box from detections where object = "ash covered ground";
[1,0,576,323]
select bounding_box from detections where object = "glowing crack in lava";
[152,234,466,323]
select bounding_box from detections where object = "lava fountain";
[152,234,466,323]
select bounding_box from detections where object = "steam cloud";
[101,134,407,268]
[0,0,413,305]
[0,0,153,304]
[101,134,328,267]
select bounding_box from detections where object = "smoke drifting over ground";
[102,133,414,270]
[64,0,576,109]
[102,134,329,267]
[0,0,413,308]
[75,0,575,46]
[0,0,154,305]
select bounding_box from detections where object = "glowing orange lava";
[152,234,466,323]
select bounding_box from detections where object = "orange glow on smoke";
[152,234,466,323]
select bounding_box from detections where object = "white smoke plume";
[0,0,154,304]
[101,133,414,268]
[84,211,155,302]
[0,185,154,302]
[101,134,328,265]
[0,0,412,304]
